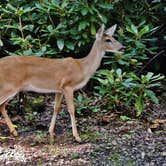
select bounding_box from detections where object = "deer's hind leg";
[0,101,18,136]
[49,93,63,140]
[63,87,81,142]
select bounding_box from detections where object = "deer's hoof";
[75,136,82,143]
[12,130,18,137]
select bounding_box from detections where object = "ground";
[0,93,166,166]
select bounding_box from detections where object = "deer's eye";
[105,39,111,43]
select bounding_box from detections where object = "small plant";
[120,115,131,121]
[75,92,100,114]
[25,111,38,122]
[94,69,164,116]
[35,130,47,144]
[24,96,44,123]
[70,153,80,160]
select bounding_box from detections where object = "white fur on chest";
[73,77,90,91]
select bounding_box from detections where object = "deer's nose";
[119,45,125,53]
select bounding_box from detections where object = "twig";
[19,15,24,39]
[138,50,165,74]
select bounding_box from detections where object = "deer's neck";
[82,40,105,76]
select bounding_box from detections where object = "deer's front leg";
[63,87,81,142]
[49,93,63,140]
[0,102,18,136]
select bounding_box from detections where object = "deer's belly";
[23,84,61,93]
[73,78,90,91]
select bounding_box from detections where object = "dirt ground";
[0,93,166,166]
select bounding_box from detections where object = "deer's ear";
[96,24,105,39]
[104,24,117,36]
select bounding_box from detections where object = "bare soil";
[0,93,166,166]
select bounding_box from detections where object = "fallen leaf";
[152,119,166,124]
[150,123,159,129]
[111,140,117,145]
[102,116,110,124]
[147,128,153,134]
[162,152,166,156]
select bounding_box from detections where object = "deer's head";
[96,24,125,54]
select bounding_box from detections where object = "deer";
[0,24,124,142]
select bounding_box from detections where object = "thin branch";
[48,14,55,28]
[19,15,24,39]
[138,50,165,74]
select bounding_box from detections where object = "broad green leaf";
[66,41,74,50]
[118,60,128,65]
[35,3,45,11]
[139,25,149,36]
[57,39,64,50]
[23,49,32,56]
[4,25,20,29]
[23,7,34,13]
[61,0,69,8]
[77,93,83,102]
[146,72,154,81]
[82,33,88,39]
[131,24,138,34]
[141,75,148,83]
[81,8,88,16]
[41,46,47,52]
[116,68,122,76]
[108,76,114,84]
[100,14,107,23]
[35,51,43,57]
[130,59,138,64]
[135,95,144,116]
[0,39,3,47]
[147,83,161,88]
[151,75,165,82]
[125,78,133,83]
[78,21,87,31]
[89,6,96,14]
[126,26,133,34]
[47,25,53,32]
[90,16,96,22]
[138,20,146,27]
[145,90,159,104]
[149,26,159,33]
[22,26,29,31]
[27,24,34,32]
[120,116,131,121]
[90,23,96,35]
[98,3,113,9]
[97,78,108,85]
[17,9,24,16]
[6,3,17,11]
[92,107,100,113]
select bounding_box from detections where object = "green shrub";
[75,92,100,114]
[0,0,113,57]
[0,0,165,116]
[94,69,164,116]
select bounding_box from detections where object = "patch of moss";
[81,131,102,142]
